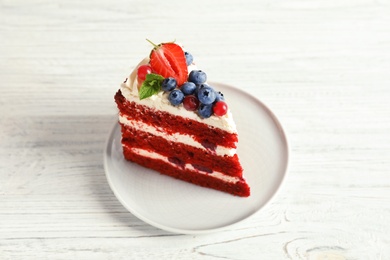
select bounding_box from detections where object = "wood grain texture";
[1,0,389,259]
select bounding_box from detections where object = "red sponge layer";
[123,146,250,197]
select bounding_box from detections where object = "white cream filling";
[127,146,240,184]
[120,57,237,134]
[119,115,236,156]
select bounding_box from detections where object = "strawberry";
[147,40,188,86]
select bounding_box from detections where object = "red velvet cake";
[114,40,250,197]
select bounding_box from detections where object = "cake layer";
[119,115,236,157]
[122,145,250,197]
[115,90,238,149]
[120,123,243,177]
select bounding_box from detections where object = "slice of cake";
[114,40,250,197]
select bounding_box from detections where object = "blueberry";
[168,89,184,106]
[198,104,213,118]
[188,70,207,85]
[181,82,197,95]
[185,52,193,66]
[197,86,216,105]
[161,77,177,92]
[215,91,225,102]
[194,83,206,97]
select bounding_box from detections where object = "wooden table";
[1,0,389,259]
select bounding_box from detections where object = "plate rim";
[103,82,290,234]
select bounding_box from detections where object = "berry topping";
[184,51,193,66]
[136,40,231,119]
[137,64,152,82]
[161,77,177,92]
[147,40,188,86]
[215,91,225,102]
[198,104,213,118]
[213,101,228,116]
[181,82,197,95]
[197,86,216,105]
[188,70,207,85]
[183,95,200,111]
[168,89,184,106]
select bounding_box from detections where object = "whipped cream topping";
[120,57,237,133]
[128,146,240,184]
[119,115,236,156]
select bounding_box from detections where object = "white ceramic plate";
[104,82,289,234]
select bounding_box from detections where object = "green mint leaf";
[139,73,164,100]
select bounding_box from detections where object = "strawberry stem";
[146,39,158,48]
